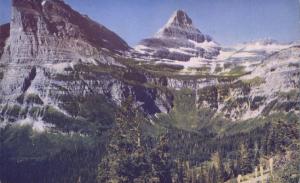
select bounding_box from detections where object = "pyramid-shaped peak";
[155,9,204,41]
[136,9,221,61]
[166,10,193,27]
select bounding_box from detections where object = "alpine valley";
[0,0,299,183]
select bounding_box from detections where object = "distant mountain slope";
[218,39,293,62]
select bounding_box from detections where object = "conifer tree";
[97,96,151,182]
[150,135,173,183]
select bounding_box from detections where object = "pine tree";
[97,96,151,182]
[238,143,252,174]
[208,166,218,183]
[210,151,225,182]
[175,159,185,183]
[150,135,173,183]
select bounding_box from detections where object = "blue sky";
[1,0,300,46]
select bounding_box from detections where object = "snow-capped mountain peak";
[134,10,220,61]
[166,10,193,27]
[155,10,208,43]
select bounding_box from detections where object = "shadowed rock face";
[155,9,206,42]
[134,10,220,61]
[0,23,10,58]
[169,10,193,26]
[11,0,130,53]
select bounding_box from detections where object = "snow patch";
[241,108,263,120]
[14,117,54,133]
[41,0,47,6]
[134,45,152,54]
[231,51,257,58]
[243,43,290,53]
[26,85,39,95]
[216,50,235,60]
[189,40,219,51]
[45,62,71,73]
[0,120,8,129]
[168,48,192,55]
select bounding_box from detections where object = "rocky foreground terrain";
[0,0,299,183]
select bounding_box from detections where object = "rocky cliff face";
[0,23,10,58]
[0,0,299,133]
[0,23,9,81]
[1,0,130,98]
[134,10,221,61]
[0,0,173,133]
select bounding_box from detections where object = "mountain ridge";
[11,0,130,53]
